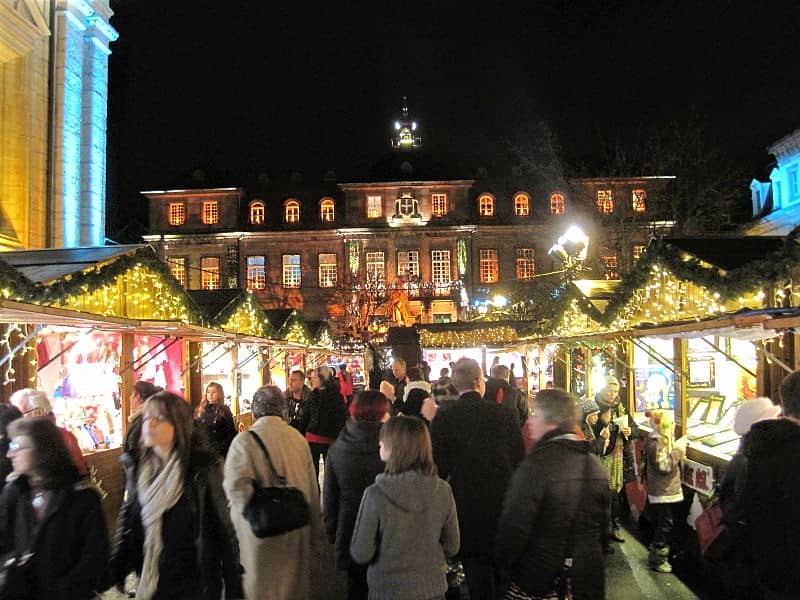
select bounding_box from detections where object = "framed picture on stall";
[688,357,715,388]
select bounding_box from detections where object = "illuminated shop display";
[631,338,675,419]
[683,336,758,457]
[37,330,123,452]
[200,342,264,413]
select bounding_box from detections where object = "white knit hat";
[733,397,781,435]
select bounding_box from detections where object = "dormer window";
[285,199,300,223]
[168,202,185,225]
[431,193,448,217]
[550,193,565,215]
[367,195,382,218]
[596,189,614,214]
[478,194,495,217]
[632,189,647,213]
[320,198,335,222]
[514,192,530,216]
[250,200,265,224]
[202,201,218,225]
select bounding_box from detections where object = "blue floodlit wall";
[54,2,117,247]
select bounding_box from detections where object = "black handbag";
[243,431,311,538]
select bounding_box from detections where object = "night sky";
[106,1,800,237]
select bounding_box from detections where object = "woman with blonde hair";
[350,416,460,600]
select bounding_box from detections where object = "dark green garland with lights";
[0,259,35,301]
[32,247,208,325]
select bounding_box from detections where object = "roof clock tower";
[391,97,422,150]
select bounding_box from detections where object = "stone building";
[143,105,676,329]
[0,0,117,250]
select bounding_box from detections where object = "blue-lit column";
[50,0,117,248]
[81,11,117,246]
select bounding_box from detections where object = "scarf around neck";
[136,452,184,600]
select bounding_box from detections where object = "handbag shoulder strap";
[563,453,593,568]
[249,430,287,485]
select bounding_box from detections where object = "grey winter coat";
[350,470,460,600]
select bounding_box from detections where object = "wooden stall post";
[230,344,240,417]
[186,341,203,413]
[674,338,688,439]
[120,332,135,437]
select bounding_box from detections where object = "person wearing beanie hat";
[579,399,603,453]
[719,397,781,597]
[594,375,636,544]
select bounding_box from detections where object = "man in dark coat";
[495,388,609,600]
[431,357,524,600]
[484,364,530,428]
[743,370,800,599]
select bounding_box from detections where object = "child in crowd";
[644,410,687,573]
[350,416,460,599]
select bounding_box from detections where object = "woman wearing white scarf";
[109,391,244,599]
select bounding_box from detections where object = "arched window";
[284,199,300,223]
[249,200,265,225]
[320,198,335,222]
[513,192,530,216]
[550,193,565,215]
[478,193,495,217]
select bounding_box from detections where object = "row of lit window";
[172,243,645,290]
[168,188,648,227]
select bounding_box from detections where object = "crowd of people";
[0,358,797,600]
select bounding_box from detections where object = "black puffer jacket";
[0,477,109,599]
[109,441,243,599]
[302,381,347,440]
[323,419,385,569]
[743,418,800,596]
[495,432,609,600]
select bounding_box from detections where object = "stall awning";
[0,299,138,330]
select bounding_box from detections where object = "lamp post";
[548,225,590,275]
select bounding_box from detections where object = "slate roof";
[663,236,785,271]
[0,245,146,284]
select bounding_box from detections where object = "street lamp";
[548,225,589,272]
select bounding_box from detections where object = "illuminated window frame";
[478,194,495,217]
[550,193,565,215]
[168,202,185,226]
[318,253,337,288]
[200,257,220,290]
[246,256,266,290]
[285,199,300,223]
[366,251,385,282]
[516,248,535,280]
[320,198,335,222]
[596,189,614,214]
[479,249,499,283]
[170,257,187,287]
[397,250,420,279]
[282,254,301,288]
[632,189,647,213]
[513,192,530,216]
[431,193,448,217]
[366,195,382,218]
[431,249,451,294]
[632,244,645,261]
[601,248,619,280]
[250,201,265,225]
[202,201,219,225]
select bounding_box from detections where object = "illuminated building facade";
[0,0,117,250]
[143,105,676,327]
[747,128,800,236]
